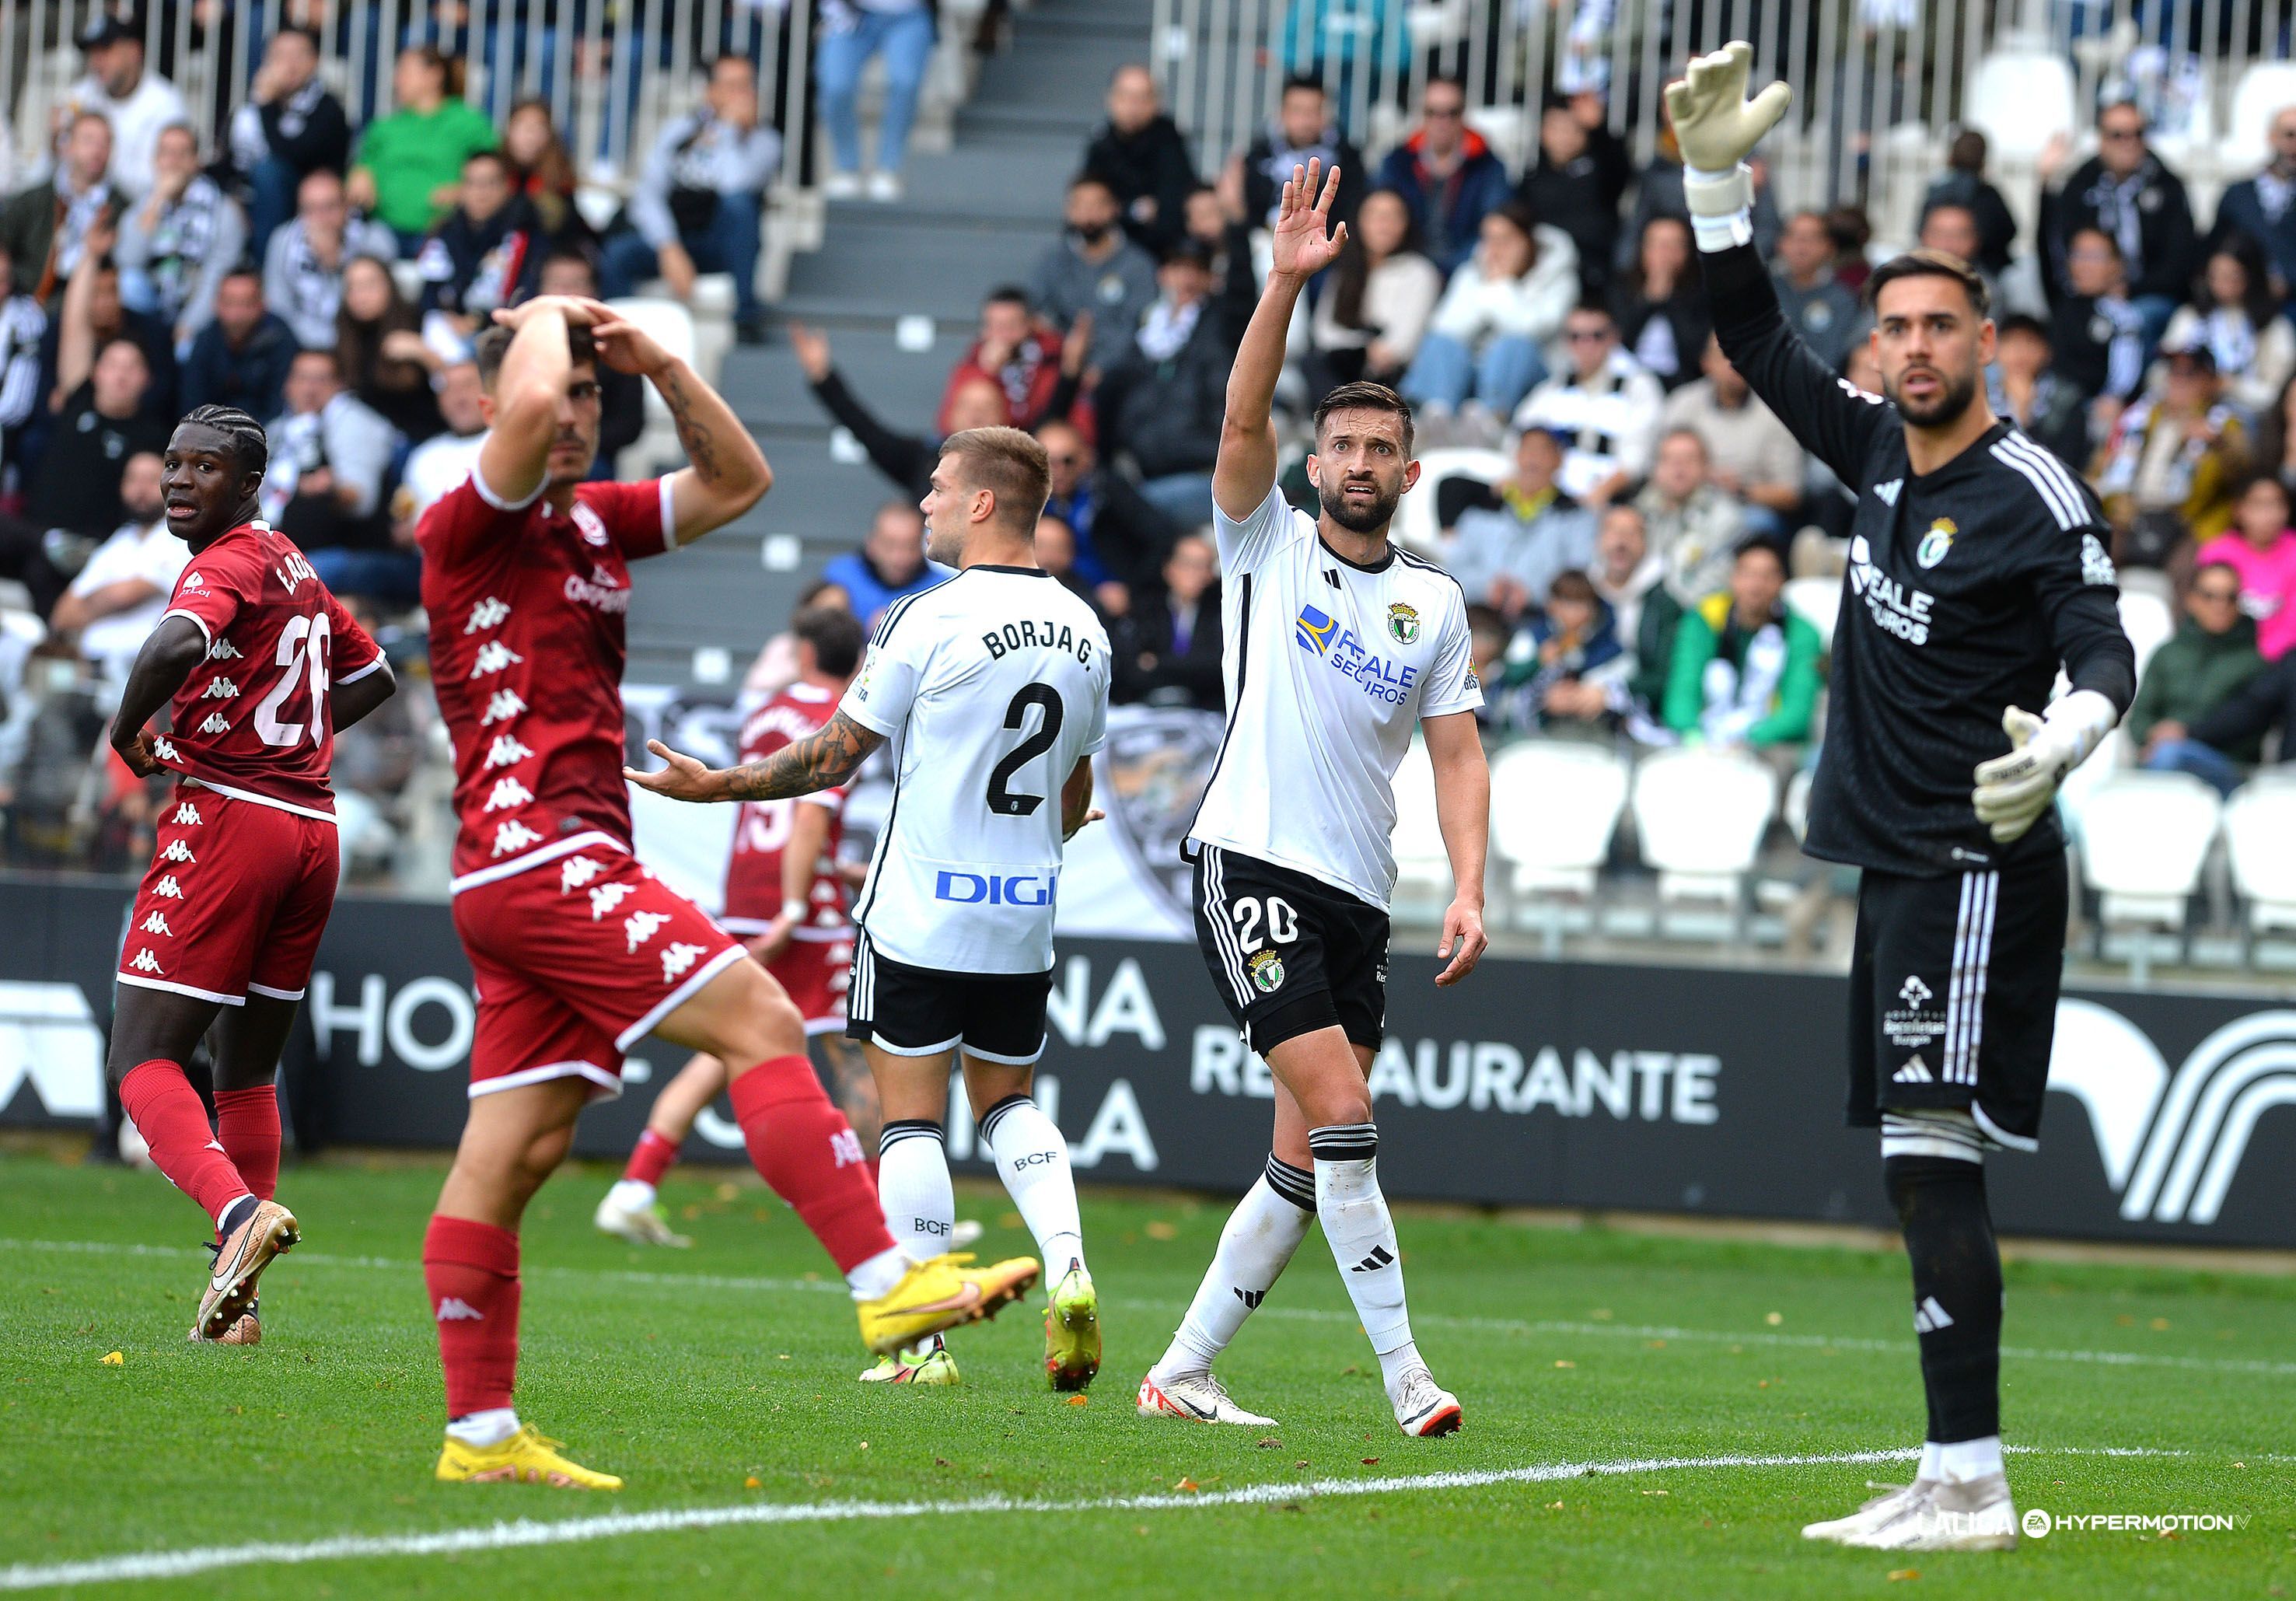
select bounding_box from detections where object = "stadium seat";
[2054,722,2127,844]
[2221,775,2296,939]
[603,297,698,478]
[2078,771,2222,961]
[1487,739,1629,950]
[2222,61,2296,169]
[1391,447,1511,558]
[1629,747,1781,934]
[1964,44,2078,163]
[1783,764,1814,843]
[2117,589,2174,678]
[1389,739,1456,919]
[1783,575,1840,655]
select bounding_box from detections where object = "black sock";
[1884,1154,2002,1443]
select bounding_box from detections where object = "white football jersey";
[840,565,1112,974]
[1187,484,1483,910]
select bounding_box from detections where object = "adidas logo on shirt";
[1913,1295,1955,1334]
[1893,1054,1934,1084]
[1875,478,1903,505]
[435,1298,484,1322]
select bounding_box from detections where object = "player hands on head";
[630,427,1116,1395]
[106,404,397,1349]
[1137,158,1492,1441]
[414,295,1041,1494]
[1669,43,2136,1552]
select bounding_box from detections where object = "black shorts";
[1847,853,2067,1149]
[1192,844,1389,1055]
[844,934,1050,1065]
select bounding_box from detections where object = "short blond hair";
[940,426,1051,533]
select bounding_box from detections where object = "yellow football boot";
[435,1424,622,1491]
[1043,1260,1100,1392]
[856,1252,1039,1355]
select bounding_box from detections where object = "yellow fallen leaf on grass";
[1886,1569,1920,1582]
[1553,1360,1576,1369]
[744,1476,761,1490]
[100,1351,124,1366]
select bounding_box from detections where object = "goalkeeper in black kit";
[1667,45,2137,1551]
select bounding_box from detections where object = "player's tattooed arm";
[659,365,725,484]
[624,712,885,804]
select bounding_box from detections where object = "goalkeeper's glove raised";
[1662,41,1793,240]
[1970,690,2119,844]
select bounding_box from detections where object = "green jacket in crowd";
[2127,612,2266,763]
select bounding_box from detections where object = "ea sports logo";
[1248,949,1285,994]
[1386,602,1420,645]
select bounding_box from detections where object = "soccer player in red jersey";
[595,604,879,1249]
[107,404,398,1347]
[416,296,1036,1491]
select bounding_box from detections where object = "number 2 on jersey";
[252,611,333,747]
[985,683,1064,816]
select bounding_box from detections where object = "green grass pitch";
[0,1153,2288,1598]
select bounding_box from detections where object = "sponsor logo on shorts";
[128,949,164,974]
[624,910,671,953]
[160,841,195,865]
[660,942,708,981]
[560,855,604,892]
[152,875,183,899]
[589,882,634,919]
[172,802,201,826]
[139,912,173,936]
[1248,948,1285,994]
[491,820,545,856]
[1884,973,1945,1050]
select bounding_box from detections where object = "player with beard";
[1137,161,1491,1438]
[107,404,396,1346]
[1668,46,2136,1550]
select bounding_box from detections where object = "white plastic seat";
[1963,47,2078,163]
[1783,765,1815,844]
[1630,747,1781,921]
[2221,775,2296,935]
[1487,741,1629,935]
[2078,771,2221,935]
[1783,575,1840,655]
[2117,590,2173,679]
[2054,723,2127,843]
[2221,63,2296,171]
[1392,446,1511,558]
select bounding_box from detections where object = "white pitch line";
[8,1236,2287,1379]
[0,1445,2199,1592]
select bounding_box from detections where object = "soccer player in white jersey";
[631,427,1115,1390]
[1137,161,1492,1438]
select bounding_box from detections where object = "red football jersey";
[152,519,383,819]
[418,468,677,884]
[721,680,850,932]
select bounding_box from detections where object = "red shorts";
[772,931,853,1035]
[117,786,338,1005]
[453,841,745,1102]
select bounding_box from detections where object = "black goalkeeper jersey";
[1703,240,2137,878]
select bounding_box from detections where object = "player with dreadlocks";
[108,403,398,1345]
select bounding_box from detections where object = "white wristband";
[2043,688,2119,771]
[1683,163,1753,251]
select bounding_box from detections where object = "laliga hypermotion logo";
[2049,1001,2296,1225]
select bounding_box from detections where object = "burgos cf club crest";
[1248,949,1286,993]
[1917,517,1956,569]
[1386,601,1421,644]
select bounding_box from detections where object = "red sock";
[423,1215,521,1418]
[729,1055,896,1274]
[624,1127,680,1187]
[119,1061,251,1226]
[214,1086,281,1210]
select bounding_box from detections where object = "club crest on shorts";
[1248,948,1285,993]
[1917,517,1956,569]
[1386,602,1421,645]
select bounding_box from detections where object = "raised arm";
[1213,159,1349,522]
[477,296,591,505]
[589,309,772,544]
[1668,44,1892,483]
[1421,710,1489,986]
[624,711,883,804]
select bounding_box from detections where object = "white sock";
[446,1406,519,1447]
[1152,1159,1316,1382]
[876,1120,954,1264]
[845,1245,909,1301]
[980,1095,1084,1275]
[1375,1340,1427,1395]
[605,1178,655,1213]
[1309,1123,1417,1361]
[1918,1440,1945,1481]
[1936,1435,2004,1483]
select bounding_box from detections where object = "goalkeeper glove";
[1969,690,2119,844]
[1663,41,1793,239]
